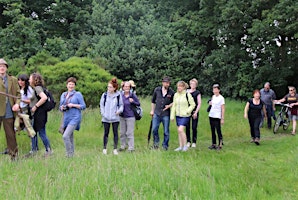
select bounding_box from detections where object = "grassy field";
[0,97,297,199]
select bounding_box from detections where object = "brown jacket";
[0,75,20,116]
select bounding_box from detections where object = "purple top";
[121,92,140,118]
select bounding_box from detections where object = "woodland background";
[0,0,297,106]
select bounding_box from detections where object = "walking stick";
[147,119,153,147]
[0,91,20,99]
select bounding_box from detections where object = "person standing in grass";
[171,81,195,152]
[150,76,175,150]
[260,82,276,129]
[59,77,86,157]
[208,84,225,150]
[119,81,140,152]
[274,86,298,135]
[14,74,35,137]
[185,78,201,148]
[25,73,53,158]
[244,89,267,145]
[0,58,20,161]
[100,78,123,155]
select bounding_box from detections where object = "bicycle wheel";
[273,115,282,134]
[283,119,290,130]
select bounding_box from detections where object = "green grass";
[0,98,297,199]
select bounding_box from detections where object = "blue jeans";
[152,114,170,149]
[261,104,275,128]
[31,126,51,152]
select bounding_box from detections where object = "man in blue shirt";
[260,82,276,129]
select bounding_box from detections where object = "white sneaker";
[182,146,188,152]
[191,143,196,148]
[186,142,191,147]
[103,149,107,155]
[113,149,118,155]
[174,147,182,151]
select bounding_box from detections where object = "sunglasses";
[289,89,294,91]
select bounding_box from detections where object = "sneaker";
[208,145,217,150]
[216,146,222,150]
[191,143,196,148]
[182,146,188,152]
[103,149,107,155]
[44,149,53,158]
[24,150,37,158]
[113,149,118,155]
[174,147,182,151]
[186,142,191,147]
[250,138,255,143]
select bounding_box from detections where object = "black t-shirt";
[248,98,264,118]
[151,86,175,116]
[285,93,298,112]
[188,90,200,112]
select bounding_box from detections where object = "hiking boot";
[1,148,8,155]
[208,145,217,150]
[254,138,260,145]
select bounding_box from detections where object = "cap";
[0,58,8,68]
[212,84,220,89]
[162,76,171,82]
[129,80,136,87]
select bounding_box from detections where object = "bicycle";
[273,102,291,134]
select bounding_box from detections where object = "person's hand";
[163,105,171,111]
[12,104,20,112]
[221,118,224,125]
[31,105,37,112]
[150,110,154,117]
[192,113,197,119]
[244,114,248,119]
[129,98,134,103]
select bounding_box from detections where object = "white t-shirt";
[209,94,225,119]
[20,86,34,108]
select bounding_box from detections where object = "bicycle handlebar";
[275,102,292,108]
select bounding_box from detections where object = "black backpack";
[35,88,56,112]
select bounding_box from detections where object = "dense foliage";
[1,0,297,103]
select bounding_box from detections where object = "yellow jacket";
[170,91,195,120]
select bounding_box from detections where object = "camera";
[62,105,70,111]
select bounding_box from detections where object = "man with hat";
[0,58,20,160]
[150,76,175,150]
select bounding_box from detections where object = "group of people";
[244,82,298,145]
[1,57,297,161]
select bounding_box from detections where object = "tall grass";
[0,98,297,199]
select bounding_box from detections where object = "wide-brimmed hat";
[0,58,8,67]
[129,80,136,87]
[162,76,171,82]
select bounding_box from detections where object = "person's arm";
[68,92,86,110]
[32,91,47,112]
[221,104,225,124]
[244,102,249,119]
[262,104,267,119]
[192,94,201,119]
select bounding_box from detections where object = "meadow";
[0,97,297,200]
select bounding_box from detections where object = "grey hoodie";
[100,91,123,123]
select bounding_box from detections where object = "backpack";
[130,93,143,120]
[103,92,120,107]
[35,88,56,112]
[131,104,143,120]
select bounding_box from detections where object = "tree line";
[0,0,297,103]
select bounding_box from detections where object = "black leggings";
[186,114,199,143]
[209,117,223,145]
[248,116,262,139]
[103,122,119,149]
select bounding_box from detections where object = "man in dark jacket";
[150,76,175,150]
